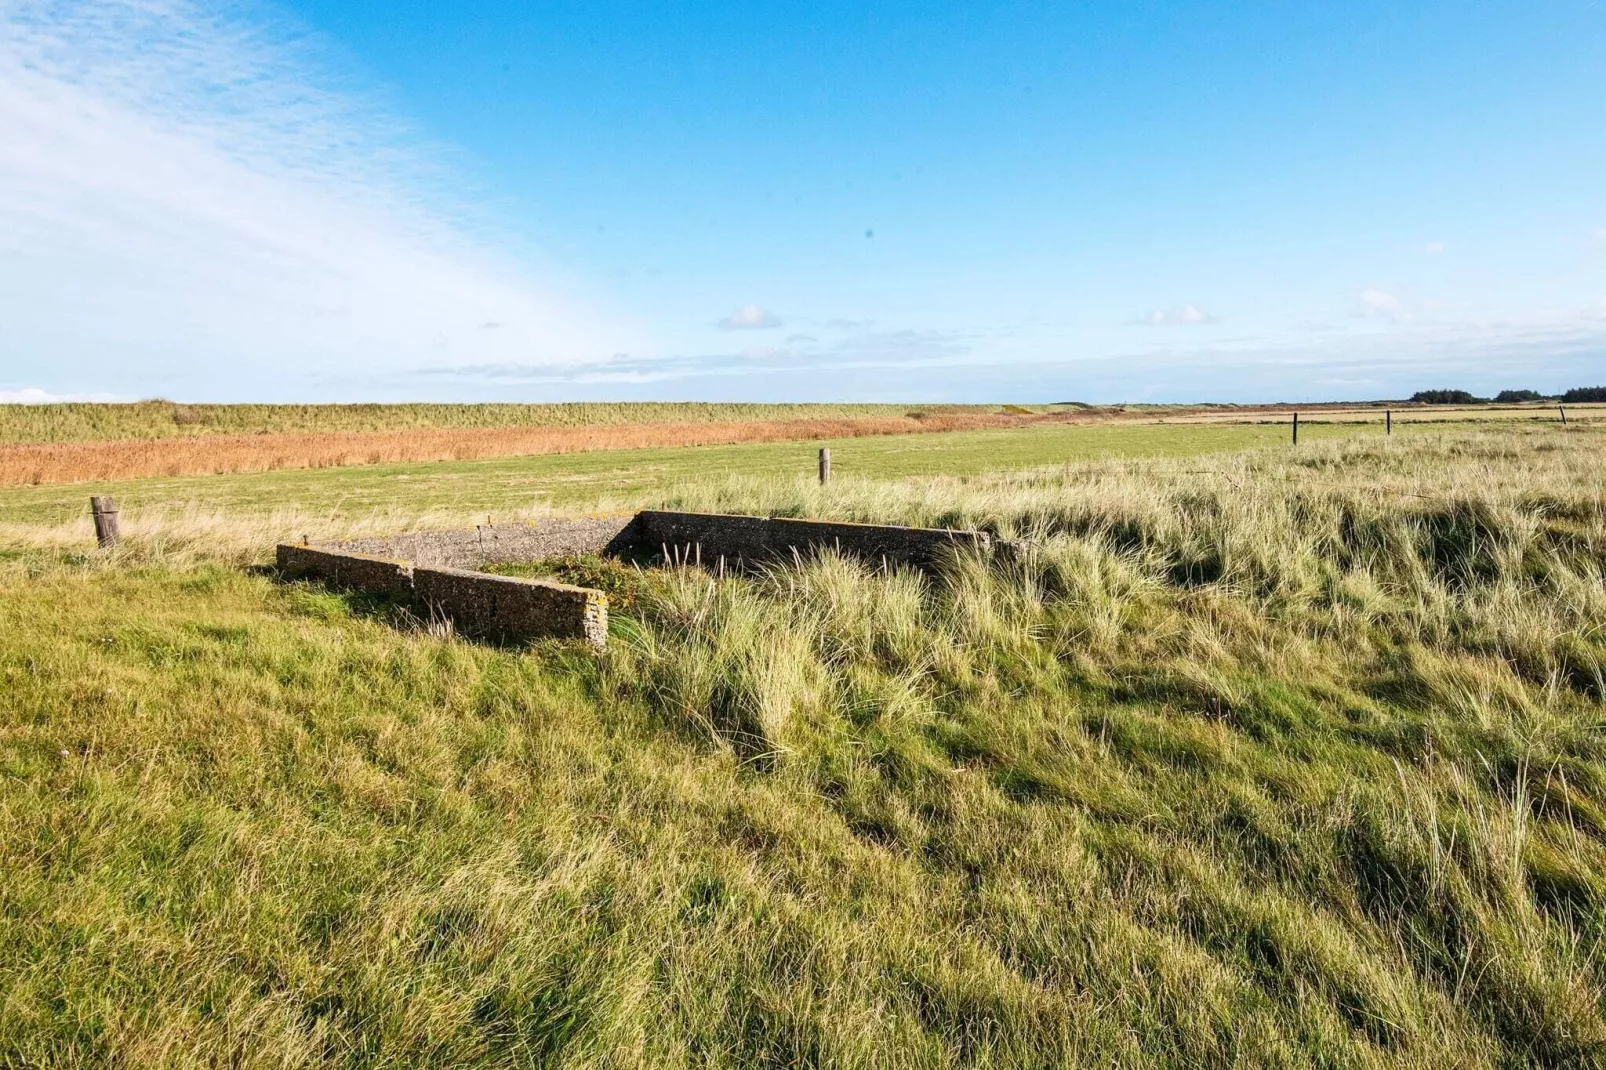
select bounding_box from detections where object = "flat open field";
[2,419,1373,536]
[5,401,1595,488]
[0,409,1027,487]
[6,400,1593,446]
[3,418,1605,1066]
[1158,401,1603,425]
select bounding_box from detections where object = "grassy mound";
[2,428,1604,1066]
[0,402,959,445]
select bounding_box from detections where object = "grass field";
[3,420,1605,1066]
[0,420,1368,534]
[2,400,1592,446]
[6,401,1593,489]
[0,401,961,444]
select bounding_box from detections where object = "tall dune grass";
[2,425,1604,1065]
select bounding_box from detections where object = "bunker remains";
[275,509,998,651]
[413,566,608,647]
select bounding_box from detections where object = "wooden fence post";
[1292,412,1300,445]
[90,496,120,548]
[1560,406,1568,426]
[1386,410,1392,435]
[818,448,832,484]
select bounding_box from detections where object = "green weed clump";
[2,427,1605,1066]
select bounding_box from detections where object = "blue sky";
[1,0,1602,403]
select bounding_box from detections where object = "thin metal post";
[818,447,832,484]
[90,495,120,548]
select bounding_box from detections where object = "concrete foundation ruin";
[277,509,998,650]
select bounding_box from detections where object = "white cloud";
[1358,288,1409,321]
[425,328,973,386]
[0,0,643,399]
[1144,304,1216,326]
[717,303,782,330]
[0,386,119,403]
[1424,241,1446,255]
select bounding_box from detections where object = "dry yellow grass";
[0,411,1062,487]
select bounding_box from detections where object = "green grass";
[3,424,1604,1066]
[0,401,973,444]
[0,419,1369,528]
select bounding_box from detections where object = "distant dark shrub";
[171,405,207,426]
[1494,390,1545,403]
[1410,390,1484,405]
[1562,387,1606,403]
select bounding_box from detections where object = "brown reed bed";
[0,411,1060,486]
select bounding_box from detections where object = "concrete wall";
[413,566,607,648]
[632,510,992,572]
[276,544,413,597]
[335,514,638,571]
[275,544,608,648]
[278,509,993,649]
[329,510,996,575]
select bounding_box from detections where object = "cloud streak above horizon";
[0,0,644,400]
[410,309,1606,403]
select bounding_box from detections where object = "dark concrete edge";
[272,510,1017,646]
[272,543,610,649]
[414,563,606,598]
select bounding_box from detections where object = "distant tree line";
[1409,387,1606,404]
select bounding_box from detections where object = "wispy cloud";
[1423,241,1446,255]
[0,0,640,399]
[1358,288,1409,321]
[0,386,120,403]
[716,304,782,330]
[1141,304,1216,326]
[419,328,973,385]
[405,304,1606,402]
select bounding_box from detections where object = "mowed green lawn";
[0,418,1380,526]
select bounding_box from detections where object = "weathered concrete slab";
[335,514,639,571]
[276,544,414,597]
[280,508,995,647]
[632,510,991,572]
[413,566,608,648]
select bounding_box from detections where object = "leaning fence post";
[90,496,120,548]
[1292,412,1300,445]
[819,447,831,484]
